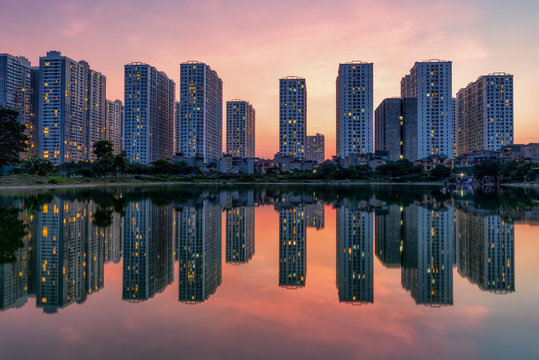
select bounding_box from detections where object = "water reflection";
[0,185,530,313]
[336,200,373,304]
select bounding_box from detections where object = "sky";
[1,0,538,159]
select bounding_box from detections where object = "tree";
[430,164,451,180]
[474,159,501,181]
[93,140,115,176]
[151,159,176,175]
[113,151,127,174]
[24,155,55,176]
[0,108,29,167]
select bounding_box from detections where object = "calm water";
[0,184,538,360]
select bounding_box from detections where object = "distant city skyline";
[2,0,537,159]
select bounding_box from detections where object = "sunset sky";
[1,0,538,158]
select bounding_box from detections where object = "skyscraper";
[456,74,513,155]
[0,53,38,155]
[177,62,223,162]
[336,62,374,157]
[374,98,417,160]
[105,99,123,154]
[226,100,255,158]
[401,60,453,160]
[279,77,306,159]
[124,63,175,164]
[38,51,106,164]
[336,202,374,304]
[452,98,459,158]
[305,133,325,163]
[177,202,222,303]
[226,207,255,263]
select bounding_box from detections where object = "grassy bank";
[0,174,444,190]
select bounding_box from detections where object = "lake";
[0,184,538,359]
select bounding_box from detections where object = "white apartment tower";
[178,62,223,162]
[0,53,38,155]
[105,99,123,154]
[124,63,175,164]
[38,51,106,164]
[226,100,255,158]
[456,74,513,155]
[401,60,453,160]
[336,62,374,157]
[279,77,306,159]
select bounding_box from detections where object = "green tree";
[430,164,451,180]
[93,140,115,176]
[474,159,501,181]
[24,155,55,175]
[0,108,29,167]
[151,159,176,175]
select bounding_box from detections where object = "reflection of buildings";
[35,199,106,313]
[305,202,325,230]
[375,205,402,267]
[0,206,32,310]
[226,207,254,264]
[336,204,374,303]
[456,209,515,293]
[104,213,122,264]
[122,201,174,301]
[401,205,453,306]
[279,205,306,288]
[177,202,222,303]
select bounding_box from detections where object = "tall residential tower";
[456,74,513,155]
[124,63,175,164]
[401,60,453,160]
[177,62,223,162]
[279,77,306,159]
[336,62,374,157]
[226,100,255,158]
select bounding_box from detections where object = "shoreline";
[0,180,445,191]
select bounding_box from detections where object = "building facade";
[336,62,374,157]
[305,133,325,163]
[124,63,175,164]
[456,74,513,156]
[0,53,38,155]
[226,100,255,158]
[401,60,453,160]
[177,62,223,162]
[38,51,106,164]
[279,77,306,159]
[105,99,124,154]
[374,98,418,161]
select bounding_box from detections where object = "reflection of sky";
[1,205,538,359]
[1,0,538,158]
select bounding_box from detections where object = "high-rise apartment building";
[336,62,374,157]
[105,99,123,154]
[452,98,459,158]
[38,51,106,164]
[305,133,325,163]
[226,100,255,158]
[279,77,306,159]
[177,62,223,162]
[374,98,417,160]
[0,53,38,155]
[456,74,513,155]
[401,60,453,160]
[124,63,175,164]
